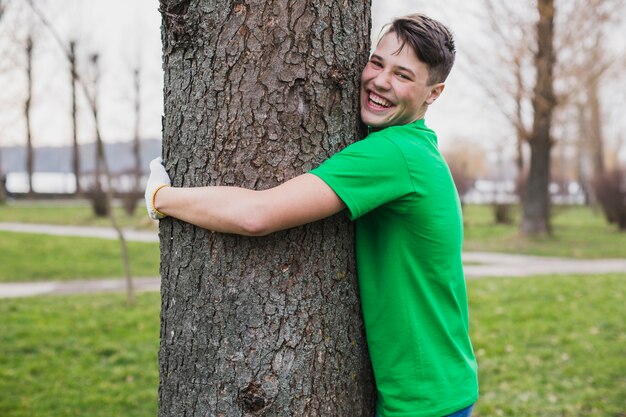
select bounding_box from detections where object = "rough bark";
[520,0,556,236]
[158,1,374,416]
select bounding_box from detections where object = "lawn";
[1,274,625,417]
[463,204,626,259]
[0,200,157,231]
[469,273,626,417]
[0,231,159,282]
[0,292,159,417]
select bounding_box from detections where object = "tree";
[158,0,374,415]
[520,0,556,235]
[24,32,34,195]
[557,0,623,204]
[69,40,81,195]
[0,147,5,203]
[463,1,536,193]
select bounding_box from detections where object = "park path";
[1,222,625,298]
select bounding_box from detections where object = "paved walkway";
[0,277,161,299]
[0,222,158,242]
[463,252,626,277]
[1,222,625,298]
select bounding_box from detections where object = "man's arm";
[153,172,346,236]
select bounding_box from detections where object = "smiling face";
[360,32,445,129]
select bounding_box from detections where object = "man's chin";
[361,114,392,129]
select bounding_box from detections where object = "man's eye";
[397,73,411,80]
[370,60,383,68]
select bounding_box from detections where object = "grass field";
[463,204,626,259]
[469,273,626,417]
[1,201,625,416]
[0,293,159,417]
[0,200,157,231]
[0,231,159,282]
[1,274,625,417]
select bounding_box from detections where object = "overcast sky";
[0,0,623,164]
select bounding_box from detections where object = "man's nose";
[372,71,392,90]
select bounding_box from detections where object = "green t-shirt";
[310,119,478,417]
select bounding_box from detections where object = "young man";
[146,14,478,417]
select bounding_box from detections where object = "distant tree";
[0,147,6,203]
[24,32,34,195]
[69,40,81,195]
[158,0,374,415]
[557,0,624,204]
[469,0,624,234]
[85,53,108,216]
[464,1,536,193]
[520,0,557,235]
[122,66,142,215]
[593,168,626,231]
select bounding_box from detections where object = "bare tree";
[158,0,374,415]
[0,147,5,203]
[519,0,557,235]
[467,0,623,233]
[556,0,624,203]
[26,0,135,305]
[24,32,34,195]
[69,40,81,195]
[133,67,141,194]
[122,65,142,215]
[461,1,536,189]
[84,51,134,305]
[87,52,106,213]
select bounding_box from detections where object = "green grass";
[1,275,624,417]
[0,292,159,417]
[463,204,626,259]
[0,200,157,230]
[0,231,159,282]
[469,273,626,417]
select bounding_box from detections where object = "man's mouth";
[368,91,393,109]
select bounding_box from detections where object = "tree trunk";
[25,34,34,196]
[0,147,6,203]
[133,67,142,194]
[158,1,374,416]
[587,75,605,180]
[520,0,556,236]
[69,41,81,195]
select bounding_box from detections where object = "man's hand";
[145,157,171,220]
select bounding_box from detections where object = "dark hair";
[384,14,456,85]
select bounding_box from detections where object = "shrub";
[593,168,626,231]
[122,192,142,215]
[492,203,514,224]
[86,186,110,217]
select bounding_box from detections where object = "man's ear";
[426,83,445,105]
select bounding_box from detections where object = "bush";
[593,168,626,230]
[86,186,110,217]
[492,203,514,224]
[448,163,474,205]
[122,192,142,216]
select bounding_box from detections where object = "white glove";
[145,157,171,220]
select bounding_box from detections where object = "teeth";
[369,93,392,107]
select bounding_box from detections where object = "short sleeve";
[309,134,414,220]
